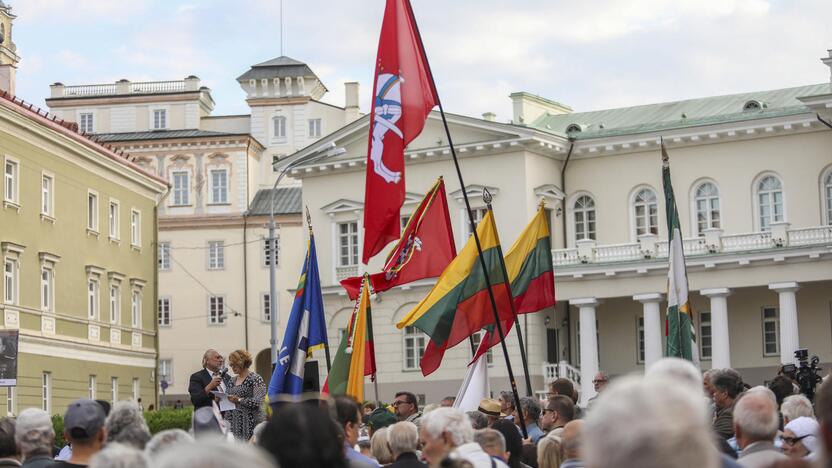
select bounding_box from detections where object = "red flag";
[362,0,439,264]
[342,178,455,300]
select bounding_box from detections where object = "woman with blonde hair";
[225,349,267,440]
[370,427,394,465]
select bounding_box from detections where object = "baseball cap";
[64,399,106,440]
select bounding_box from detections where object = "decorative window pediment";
[321,199,364,215]
[534,184,565,201]
[449,184,499,203]
[1,242,24,255]
[403,192,425,205]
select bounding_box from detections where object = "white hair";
[89,442,149,468]
[144,429,193,460]
[155,440,274,468]
[420,407,474,447]
[387,421,419,455]
[474,428,506,454]
[106,401,151,449]
[645,357,703,389]
[584,376,718,468]
[14,408,54,456]
[781,394,815,424]
[746,385,777,403]
[734,392,779,442]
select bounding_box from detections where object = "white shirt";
[205,368,226,393]
[453,442,509,468]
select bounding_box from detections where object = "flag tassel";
[402,0,526,438]
[485,199,533,397]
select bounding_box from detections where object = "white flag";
[453,352,490,413]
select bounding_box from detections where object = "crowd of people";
[0,351,828,467]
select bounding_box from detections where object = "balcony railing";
[53,78,199,98]
[335,265,359,282]
[553,223,832,266]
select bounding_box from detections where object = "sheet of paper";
[210,391,237,412]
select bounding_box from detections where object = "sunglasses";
[782,434,811,446]
[593,379,608,384]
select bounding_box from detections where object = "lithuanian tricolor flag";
[472,204,555,362]
[396,210,514,376]
[322,276,375,402]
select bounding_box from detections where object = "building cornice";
[159,213,301,230]
[46,91,205,108]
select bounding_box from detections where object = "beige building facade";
[283,53,832,404]
[45,58,361,402]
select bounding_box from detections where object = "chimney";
[482,112,496,122]
[822,50,832,83]
[509,92,572,125]
[344,81,360,123]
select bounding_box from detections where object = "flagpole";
[307,206,333,373]
[364,273,380,406]
[401,0,526,438]
[484,194,533,397]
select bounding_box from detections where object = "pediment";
[449,184,499,202]
[534,184,565,200]
[321,198,364,214]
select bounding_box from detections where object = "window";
[109,284,120,324]
[111,377,118,403]
[171,171,190,206]
[42,373,51,413]
[573,195,596,241]
[403,325,427,370]
[208,241,224,270]
[636,317,645,364]
[153,109,167,130]
[87,191,99,232]
[41,266,54,312]
[3,259,15,305]
[262,293,271,322]
[88,277,100,319]
[133,378,140,401]
[762,307,779,356]
[463,208,488,239]
[79,112,94,133]
[131,290,141,328]
[700,312,712,360]
[272,116,286,140]
[757,175,784,231]
[158,242,170,271]
[109,201,120,240]
[209,169,228,204]
[824,171,832,225]
[469,331,494,365]
[158,298,171,326]
[263,237,280,267]
[694,182,720,235]
[308,118,322,138]
[209,296,225,324]
[633,188,658,237]
[159,359,172,385]
[401,215,411,232]
[89,375,97,400]
[6,387,14,417]
[337,222,359,266]
[3,159,17,204]
[41,174,54,217]
[131,209,141,247]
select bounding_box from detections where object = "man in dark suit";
[387,421,426,468]
[188,349,232,409]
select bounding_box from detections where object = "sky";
[10,0,832,122]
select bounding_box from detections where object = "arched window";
[824,171,832,225]
[573,195,596,241]
[632,188,658,237]
[756,175,784,231]
[694,182,720,235]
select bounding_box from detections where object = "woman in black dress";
[225,349,267,440]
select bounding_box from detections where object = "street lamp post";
[268,145,346,365]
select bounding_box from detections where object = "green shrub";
[144,408,192,434]
[51,414,65,448]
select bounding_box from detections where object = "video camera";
[781,348,823,401]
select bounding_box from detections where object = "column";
[572,297,599,406]
[769,282,800,365]
[701,288,732,369]
[633,293,663,369]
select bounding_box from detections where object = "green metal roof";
[530,83,831,139]
[248,187,302,216]
[95,129,247,142]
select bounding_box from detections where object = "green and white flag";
[661,141,698,363]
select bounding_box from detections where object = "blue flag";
[268,234,328,397]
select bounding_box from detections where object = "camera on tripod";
[781,348,823,401]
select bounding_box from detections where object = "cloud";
[14,0,150,22]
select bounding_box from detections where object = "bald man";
[560,420,584,468]
[188,349,232,409]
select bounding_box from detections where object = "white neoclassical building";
[280,51,832,404]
